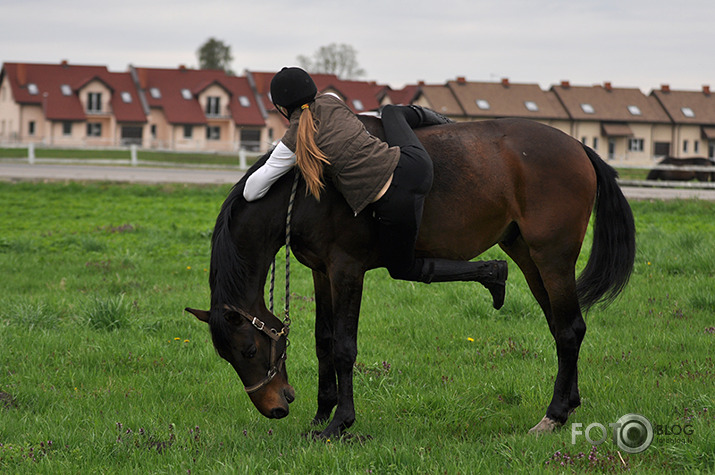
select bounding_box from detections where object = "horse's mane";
[207,151,274,349]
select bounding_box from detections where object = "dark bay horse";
[186,117,636,438]
[646,156,715,181]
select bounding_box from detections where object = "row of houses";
[2,60,715,162]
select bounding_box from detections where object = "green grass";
[0,181,713,473]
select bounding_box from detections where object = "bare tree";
[197,38,235,75]
[297,43,366,79]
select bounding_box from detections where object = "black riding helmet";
[270,67,317,118]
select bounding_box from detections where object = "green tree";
[297,43,366,79]
[197,38,235,75]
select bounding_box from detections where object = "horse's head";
[186,305,295,418]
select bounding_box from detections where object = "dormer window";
[238,96,251,107]
[524,101,539,112]
[681,107,695,118]
[150,87,161,99]
[61,84,72,96]
[87,92,102,112]
[27,83,39,95]
[206,96,220,116]
[352,99,364,111]
[627,105,642,116]
[181,88,192,100]
[580,103,595,114]
[476,99,490,110]
[121,92,132,103]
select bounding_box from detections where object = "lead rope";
[268,171,299,327]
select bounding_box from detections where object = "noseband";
[223,304,290,394]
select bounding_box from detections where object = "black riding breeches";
[371,105,433,281]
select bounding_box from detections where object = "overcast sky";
[2,0,714,92]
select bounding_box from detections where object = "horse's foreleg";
[312,270,337,425]
[318,265,365,439]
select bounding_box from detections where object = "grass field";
[0,181,712,473]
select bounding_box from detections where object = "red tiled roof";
[552,83,670,123]
[1,61,146,122]
[134,67,264,126]
[651,85,715,124]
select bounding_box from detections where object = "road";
[2,162,715,201]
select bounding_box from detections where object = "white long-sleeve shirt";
[243,141,296,201]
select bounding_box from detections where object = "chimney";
[16,63,27,86]
[456,76,466,85]
[501,78,510,88]
[138,68,148,89]
[179,64,187,72]
[417,80,425,86]
[703,85,711,96]
[661,84,670,93]
[604,81,612,91]
[560,80,570,88]
[60,59,69,68]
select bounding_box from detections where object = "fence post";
[130,144,138,166]
[28,142,35,164]
[238,148,247,170]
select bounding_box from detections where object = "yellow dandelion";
[647,261,651,266]
[467,337,475,342]
[187,266,192,270]
[184,339,190,343]
[174,337,181,341]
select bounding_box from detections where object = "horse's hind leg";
[500,236,584,432]
[312,270,338,425]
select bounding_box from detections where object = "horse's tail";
[576,145,636,311]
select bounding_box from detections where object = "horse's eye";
[242,345,257,359]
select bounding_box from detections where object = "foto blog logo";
[571,413,654,454]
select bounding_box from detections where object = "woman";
[244,67,507,309]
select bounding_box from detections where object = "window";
[580,103,595,114]
[150,124,157,138]
[683,140,689,153]
[694,140,700,154]
[581,136,587,144]
[86,123,102,137]
[62,121,72,136]
[87,92,102,112]
[627,105,642,116]
[593,137,599,149]
[183,125,193,139]
[28,121,36,136]
[206,126,220,140]
[681,107,695,118]
[352,99,364,111]
[121,92,132,103]
[150,87,161,99]
[181,88,192,100]
[476,99,490,110]
[628,138,644,152]
[524,101,539,112]
[206,96,220,116]
[61,84,72,96]
[238,96,251,107]
[27,83,39,95]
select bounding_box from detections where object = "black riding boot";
[420,259,508,309]
[408,105,454,127]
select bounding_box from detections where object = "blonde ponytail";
[295,105,329,200]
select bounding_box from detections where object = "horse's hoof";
[528,416,562,435]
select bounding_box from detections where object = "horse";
[646,156,715,182]
[186,116,636,438]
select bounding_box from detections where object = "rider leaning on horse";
[243,67,508,308]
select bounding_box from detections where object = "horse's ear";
[185,307,210,323]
